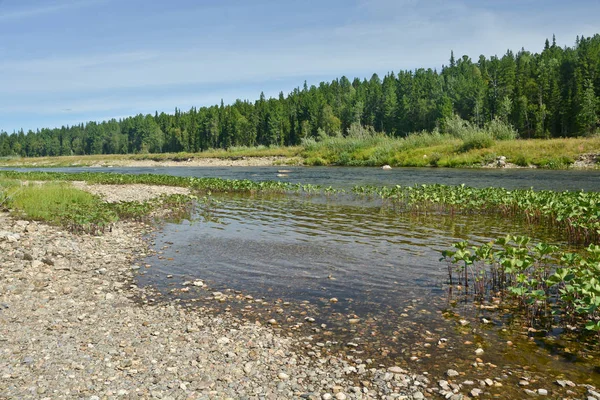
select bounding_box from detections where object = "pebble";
[388,366,406,374]
[217,337,231,344]
[446,369,459,377]
[278,372,289,380]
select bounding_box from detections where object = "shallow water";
[138,193,600,395]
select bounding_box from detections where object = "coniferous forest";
[1,34,599,158]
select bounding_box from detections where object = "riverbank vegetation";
[353,183,600,244]
[0,176,195,234]
[300,119,600,167]
[1,34,599,161]
[441,236,600,337]
[1,127,598,169]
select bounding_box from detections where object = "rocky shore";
[0,204,431,399]
[2,183,599,399]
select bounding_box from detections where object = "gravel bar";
[0,210,432,400]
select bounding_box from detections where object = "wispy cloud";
[1,0,599,132]
[0,0,106,21]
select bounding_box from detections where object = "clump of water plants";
[440,235,600,337]
[352,183,600,244]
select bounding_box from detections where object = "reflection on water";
[137,193,600,392]
[141,194,553,305]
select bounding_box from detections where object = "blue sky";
[1,0,599,133]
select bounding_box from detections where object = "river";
[5,165,600,395]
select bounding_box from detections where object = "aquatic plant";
[0,171,298,194]
[352,184,600,244]
[441,236,600,336]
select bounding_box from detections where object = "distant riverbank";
[0,136,599,169]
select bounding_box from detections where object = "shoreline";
[86,156,298,168]
[0,151,598,170]
[2,182,599,399]
[0,185,432,400]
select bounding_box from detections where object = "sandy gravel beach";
[0,185,433,400]
[84,156,296,168]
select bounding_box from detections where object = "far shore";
[0,146,598,170]
[0,155,298,168]
[88,156,296,168]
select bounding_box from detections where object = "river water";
[6,166,600,393]
[2,165,599,190]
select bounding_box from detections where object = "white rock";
[388,366,406,374]
[278,372,289,380]
[217,337,230,345]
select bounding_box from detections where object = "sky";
[0,0,599,133]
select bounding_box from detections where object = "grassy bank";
[301,131,600,168]
[0,177,195,234]
[1,135,598,169]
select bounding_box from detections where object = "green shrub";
[305,157,328,166]
[346,123,377,139]
[460,131,494,152]
[486,118,518,140]
[444,114,473,138]
[300,137,318,150]
[428,152,442,167]
[403,128,449,149]
[512,154,529,167]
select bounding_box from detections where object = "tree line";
[1,34,599,157]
